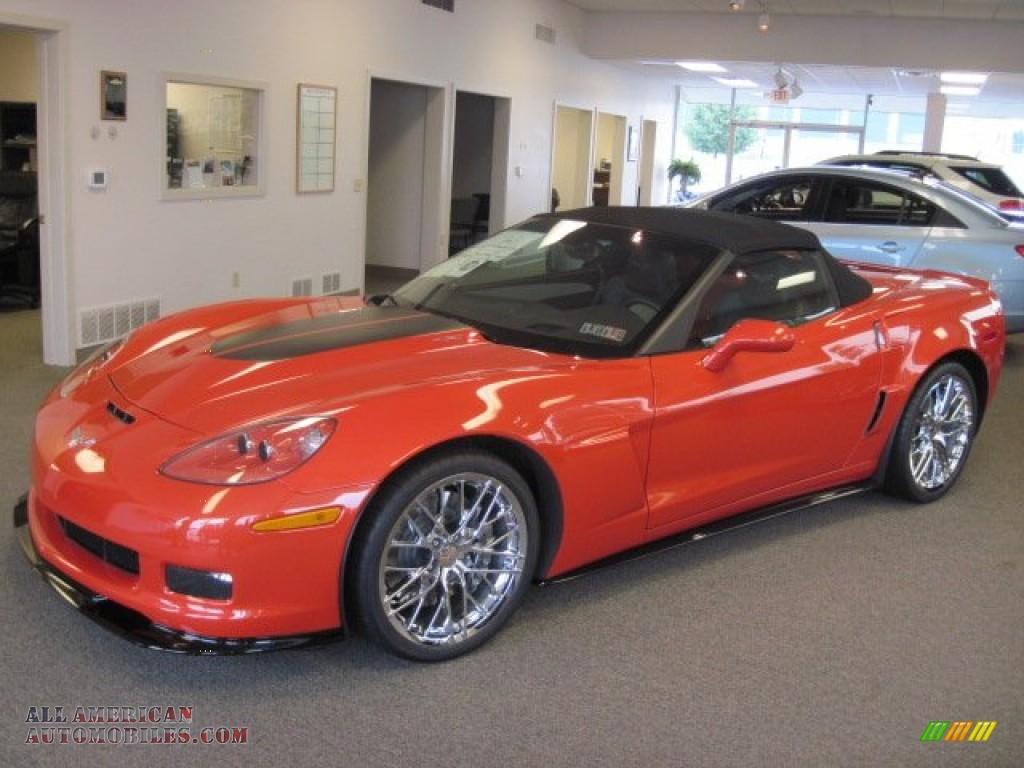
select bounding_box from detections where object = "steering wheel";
[626,299,660,323]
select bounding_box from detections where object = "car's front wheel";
[885,361,978,502]
[349,451,538,661]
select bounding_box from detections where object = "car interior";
[688,248,837,346]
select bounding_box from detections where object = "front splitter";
[13,495,343,655]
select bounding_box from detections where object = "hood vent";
[106,401,136,425]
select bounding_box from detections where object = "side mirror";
[701,319,795,372]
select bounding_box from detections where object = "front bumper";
[14,495,343,654]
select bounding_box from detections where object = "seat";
[0,171,40,310]
[449,196,479,255]
[601,247,680,320]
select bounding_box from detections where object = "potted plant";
[668,158,701,201]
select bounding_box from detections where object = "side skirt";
[538,483,872,585]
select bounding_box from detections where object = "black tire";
[349,450,538,661]
[884,361,978,503]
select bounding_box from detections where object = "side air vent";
[866,392,887,434]
[292,277,313,297]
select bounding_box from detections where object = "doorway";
[551,105,594,211]
[451,90,510,252]
[365,78,448,291]
[593,111,627,207]
[0,18,70,365]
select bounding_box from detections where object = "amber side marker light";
[252,507,342,532]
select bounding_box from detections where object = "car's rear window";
[948,165,1023,197]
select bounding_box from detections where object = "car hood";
[107,301,568,433]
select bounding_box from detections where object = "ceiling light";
[677,61,728,73]
[940,72,988,85]
[714,77,758,88]
[729,1,745,10]
[940,85,981,96]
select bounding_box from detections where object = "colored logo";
[921,721,997,742]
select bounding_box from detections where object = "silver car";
[820,151,1024,221]
[687,166,1024,333]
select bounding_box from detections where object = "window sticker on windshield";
[579,322,627,343]
[427,231,543,278]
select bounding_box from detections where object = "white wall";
[0,0,676,356]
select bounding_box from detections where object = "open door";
[593,111,627,206]
[551,104,594,211]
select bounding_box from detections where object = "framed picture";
[627,125,639,162]
[296,83,337,193]
[100,70,127,121]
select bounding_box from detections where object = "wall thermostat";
[87,169,108,189]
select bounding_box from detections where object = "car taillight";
[1016,245,1024,258]
[999,199,1024,212]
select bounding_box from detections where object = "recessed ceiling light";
[940,72,988,85]
[713,77,758,88]
[940,85,981,96]
[677,62,728,73]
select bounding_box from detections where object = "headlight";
[160,417,336,485]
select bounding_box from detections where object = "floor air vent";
[322,272,342,295]
[80,298,161,347]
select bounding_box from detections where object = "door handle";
[878,241,904,254]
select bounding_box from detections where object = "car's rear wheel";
[350,451,538,661]
[885,361,977,502]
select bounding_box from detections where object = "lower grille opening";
[58,516,140,575]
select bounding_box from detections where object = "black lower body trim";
[539,483,872,585]
[13,495,344,655]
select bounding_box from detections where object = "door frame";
[1,12,73,365]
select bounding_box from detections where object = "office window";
[163,74,266,199]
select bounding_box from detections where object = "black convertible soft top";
[547,207,873,307]
[550,206,821,254]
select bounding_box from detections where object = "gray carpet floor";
[1,307,1021,768]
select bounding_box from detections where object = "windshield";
[393,217,721,358]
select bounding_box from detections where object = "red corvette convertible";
[15,208,1005,660]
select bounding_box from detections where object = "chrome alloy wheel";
[378,472,529,648]
[908,372,974,491]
